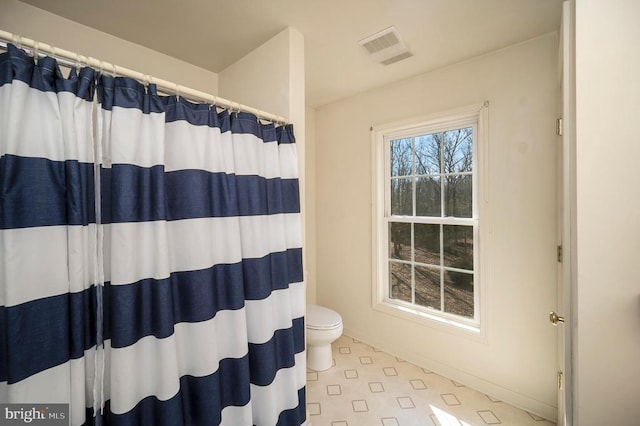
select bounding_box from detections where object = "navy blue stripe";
[0,154,96,229]
[164,97,231,133]
[243,248,304,301]
[164,168,238,219]
[101,164,300,224]
[98,75,164,114]
[0,44,96,101]
[235,175,301,217]
[0,288,98,384]
[275,387,306,426]
[100,164,166,224]
[98,77,292,145]
[230,112,279,142]
[86,355,251,426]
[106,248,302,348]
[276,124,296,145]
[248,317,305,386]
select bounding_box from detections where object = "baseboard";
[343,327,557,423]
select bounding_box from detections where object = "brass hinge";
[557,371,564,390]
[557,245,563,263]
[556,118,563,136]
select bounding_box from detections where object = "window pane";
[389,222,411,261]
[390,261,412,303]
[443,225,473,270]
[391,178,413,215]
[415,133,440,175]
[414,223,440,265]
[416,177,441,217]
[415,265,441,310]
[390,138,413,177]
[444,175,472,218]
[444,270,474,318]
[443,128,473,173]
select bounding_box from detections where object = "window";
[372,104,487,333]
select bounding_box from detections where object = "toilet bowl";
[306,304,343,371]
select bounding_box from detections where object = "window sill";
[373,300,487,343]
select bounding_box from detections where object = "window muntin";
[383,119,479,325]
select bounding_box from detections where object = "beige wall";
[315,33,559,419]
[0,0,219,94]
[574,0,640,423]
[305,106,317,304]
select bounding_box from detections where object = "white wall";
[315,33,559,419]
[0,0,219,94]
[220,28,295,120]
[574,0,640,424]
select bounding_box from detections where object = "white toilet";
[306,304,343,371]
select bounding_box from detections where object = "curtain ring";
[143,74,150,93]
[175,84,181,102]
[111,62,117,77]
[33,41,39,64]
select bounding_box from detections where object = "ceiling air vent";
[359,26,413,65]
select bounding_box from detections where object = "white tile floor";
[306,335,556,426]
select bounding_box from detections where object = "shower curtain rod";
[0,30,291,125]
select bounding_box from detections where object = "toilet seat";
[306,304,342,330]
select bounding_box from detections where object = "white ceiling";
[20,0,562,107]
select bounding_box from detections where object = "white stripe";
[0,225,97,307]
[246,286,302,344]
[278,143,299,179]
[289,281,306,320]
[101,106,165,168]
[2,349,97,425]
[4,362,71,404]
[220,404,253,426]
[231,133,281,178]
[167,216,242,275]
[106,308,248,415]
[238,215,287,259]
[250,352,306,426]
[106,221,172,286]
[165,124,295,180]
[70,350,97,426]
[0,82,94,163]
[282,213,304,252]
[164,120,234,173]
[107,214,301,286]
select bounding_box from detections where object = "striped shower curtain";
[0,44,306,425]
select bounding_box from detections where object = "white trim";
[371,102,489,339]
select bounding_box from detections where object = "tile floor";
[306,335,556,426]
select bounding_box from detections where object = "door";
[554,2,575,425]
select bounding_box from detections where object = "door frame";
[557,1,576,424]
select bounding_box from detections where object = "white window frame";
[371,103,488,337]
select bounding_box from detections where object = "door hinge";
[557,245,563,263]
[557,371,564,390]
[556,118,563,136]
